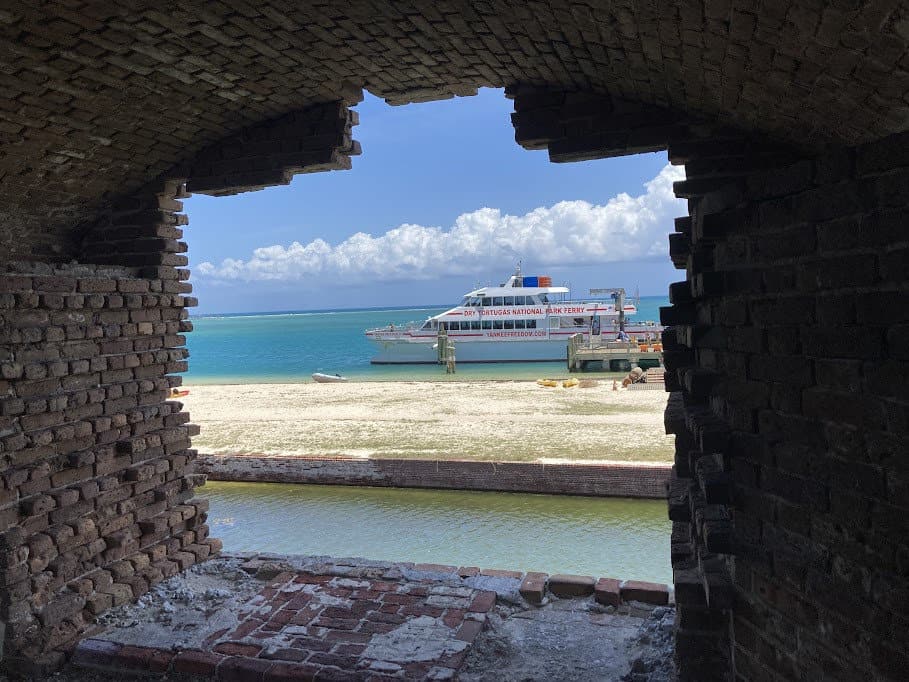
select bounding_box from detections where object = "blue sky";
[187,88,684,314]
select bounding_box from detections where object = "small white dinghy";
[312,372,348,383]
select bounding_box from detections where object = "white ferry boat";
[365,267,663,364]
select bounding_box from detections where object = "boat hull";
[312,373,348,382]
[369,338,576,364]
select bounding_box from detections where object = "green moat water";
[205,481,671,584]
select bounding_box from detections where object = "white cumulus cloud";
[195,163,685,283]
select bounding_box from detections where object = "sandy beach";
[185,380,673,463]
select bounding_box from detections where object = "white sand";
[184,381,673,463]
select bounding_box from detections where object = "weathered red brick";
[264,661,322,681]
[214,642,264,657]
[548,574,596,598]
[116,645,174,673]
[519,572,548,605]
[479,568,523,579]
[218,655,274,682]
[172,649,226,676]
[595,578,622,607]
[69,638,121,668]
[467,591,496,613]
[413,562,457,573]
[621,580,669,605]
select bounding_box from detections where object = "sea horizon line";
[191,294,671,318]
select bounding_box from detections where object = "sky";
[186,88,685,314]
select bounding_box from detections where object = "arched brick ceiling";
[0,1,907,259]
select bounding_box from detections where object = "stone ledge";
[197,455,672,499]
[227,553,673,607]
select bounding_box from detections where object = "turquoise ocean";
[185,295,669,384]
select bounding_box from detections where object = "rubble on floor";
[462,593,675,681]
[56,553,675,681]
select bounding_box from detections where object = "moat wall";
[197,455,672,499]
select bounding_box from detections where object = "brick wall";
[663,131,909,680]
[3,3,906,260]
[0,258,217,673]
[197,454,672,499]
[0,98,365,673]
[511,89,908,680]
[177,99,361,197]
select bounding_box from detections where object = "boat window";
[461,297,470,306]
[493,320,503,329]
[503,296,514,306]
[421,321,430,330]
[493,297,504,306]
[504,320,514,330]
[514,296,525,305]
[482,320,492,329]
[527,319,537,329]
[439,321,447,330]
[459,321,469,330]
[539,294,550,303]
[481,297,491,307]
[515,319,526,329]
[549,317,559,329]
[471,321,481,330]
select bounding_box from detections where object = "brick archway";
[1,3,908,679]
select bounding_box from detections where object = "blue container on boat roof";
[522,276,538,287]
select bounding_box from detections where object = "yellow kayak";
[536,378,558,388]
[562,378,579,388]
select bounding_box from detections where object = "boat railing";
[559,297,637,307]
[365,321,422,337]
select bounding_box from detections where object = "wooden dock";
[567,333,663,372]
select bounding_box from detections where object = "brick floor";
[71,569,497,681]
